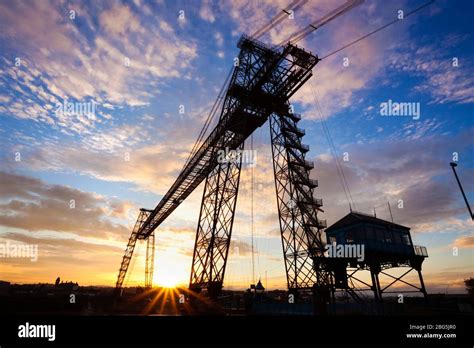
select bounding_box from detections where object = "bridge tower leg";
[115,208,153,296]
[189,142,244,299]
[269,110,329,301]
[145,231,155,289]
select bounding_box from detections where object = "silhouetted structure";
[116,209,154,295]
[321,212,428,303]
[253,279,265,294]
[450,162,473,220]
[115,1,373,306]
[115,35,327,300]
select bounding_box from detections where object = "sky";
[0,0,472,294]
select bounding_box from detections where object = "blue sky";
[0,0,472,291]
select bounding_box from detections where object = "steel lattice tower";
[145,231,155,289]
[269,111,328,292]
[115,208,154,295]
[115,36,329,301]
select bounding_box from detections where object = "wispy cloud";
[452,234,474,248]
[389,33,474,104]
[0,0,198,133]
[199,0,216,23]
[311,128,474,233]
[0,0,472,290]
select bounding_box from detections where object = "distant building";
[55,280,79,291]
[249,279,265,293]
[255,279,265,293]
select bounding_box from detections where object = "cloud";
[2,102,226,194]
[423,270,471,293]
[108,200,135,220]
[0,171,130,238]
[214,32,224,47]
[1,232,123,259]
[0,170,143,285]
[389,33,474,104]
[199,0,216,23]
[221,0,420,118]
[0,169,203,286]
[0,0,471,290]
[310,128,474,233]
[0,231,126,285]
[100,4,142,35]
[21,141,187,194]
[452,235,474,248]
[222,0,470,119]
[230,239,254,257]
[0,1,198,133]
[79,124,150,152]
[223,0,304,39]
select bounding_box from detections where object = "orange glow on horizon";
[153,251,189,288]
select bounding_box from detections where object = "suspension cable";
[310,83,356,211]
[250,0,308,40]
[320,0,435,60]
[180,66,234,172]
[277,0,363,46]
[250,134,255,285]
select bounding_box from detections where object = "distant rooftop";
[325,211,410,233]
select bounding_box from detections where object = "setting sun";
[155,270,182,288]
[153,253,189,288]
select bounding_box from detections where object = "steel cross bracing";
[115,36,326,297]
[269,111,328,291]
[187,37,322,297]
[145,231,155,289]
[189,142,244,298]
[321,255,428,306]
[115,208,153,294]
[136,36,318,240]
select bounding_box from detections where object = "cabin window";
[393,232,402,244]
[329,236,336,245]
[401,233,411,245]
[384,230,393,243]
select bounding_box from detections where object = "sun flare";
[153,255,188,288]
[157,271,181,288]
